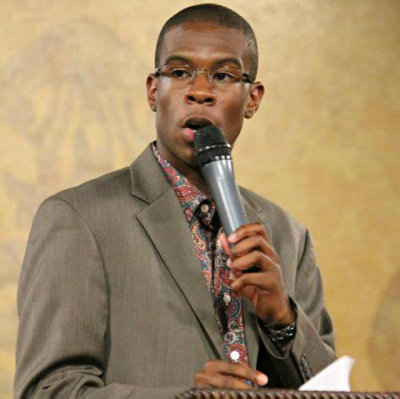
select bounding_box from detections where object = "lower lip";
[183,127,196,142]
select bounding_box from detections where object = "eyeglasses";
[155,64,254,87]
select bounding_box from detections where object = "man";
[15,4,335,399]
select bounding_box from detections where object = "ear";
[146,73,158,112]
[245,82,264,119]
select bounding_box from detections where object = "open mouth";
[183,117,214,132]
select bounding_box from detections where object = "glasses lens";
[161,65,193,81]
[158,64,249,86]
[210,66,243,85]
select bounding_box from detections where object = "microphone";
[194,125,260,272]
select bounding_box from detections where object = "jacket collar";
[129,145,171,204]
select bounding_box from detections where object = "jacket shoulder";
[45,167,131,205]
[34,167,138,226]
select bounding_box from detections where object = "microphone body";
[194,125,260,273]
[200,158,247,237]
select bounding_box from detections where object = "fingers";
[221,224,293,325]
[230,234,280,264]
[228,223,269,245]
[229,250,278,273]
[231,268,274,291]
[194,360,268,389]
[228,250,284,299]
[223,224,280,265]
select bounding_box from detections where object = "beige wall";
[0,0,399,397]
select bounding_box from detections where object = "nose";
[185,73,216,106]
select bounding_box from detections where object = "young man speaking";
[15,4,336,399]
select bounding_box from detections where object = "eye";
[170,67,191,79]
[212,70,238,83]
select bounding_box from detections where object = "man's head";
[147,4,264,175]
[155,4,259,82]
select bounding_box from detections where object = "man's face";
[147,21,264,172]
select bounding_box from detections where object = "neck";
[172,160,212,198]
[184,168,212,198]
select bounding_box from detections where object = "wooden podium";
[175,389,400,399]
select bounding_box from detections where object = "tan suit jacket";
[15,145,335,399]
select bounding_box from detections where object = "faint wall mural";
[1,17,151,193]
[0,16,156,224]
[0,17,153,397]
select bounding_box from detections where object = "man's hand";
[221,223,295,326]
[194,360,268,389]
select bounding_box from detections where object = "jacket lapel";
[130,146,225,360]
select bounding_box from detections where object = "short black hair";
[155,3,259,81]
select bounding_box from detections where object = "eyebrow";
[163,55,191,65]
[213,57,243,69]
[163,55,243,69]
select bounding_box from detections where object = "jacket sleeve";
[15,197,189,399]
[257,228,336,387]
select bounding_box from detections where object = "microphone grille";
[194,126,231,166]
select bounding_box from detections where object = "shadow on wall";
[369,271,400,390]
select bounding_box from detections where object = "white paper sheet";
[299,356,355,391]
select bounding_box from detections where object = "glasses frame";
[154,63,254,85]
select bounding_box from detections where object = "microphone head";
[194,126,232,166]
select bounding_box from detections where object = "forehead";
[159,22,251,68]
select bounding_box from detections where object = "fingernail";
[256,372,268,386]
[228,233,237,243]
[226,259,232,268]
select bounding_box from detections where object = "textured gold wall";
[1,1,399,397]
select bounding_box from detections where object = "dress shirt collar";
[151,141,216,226]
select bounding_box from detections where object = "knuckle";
[194,373,208,387]
[254,250,265,260]
[271,261,282,274]
[230,247,239,256]
[241,274,249,284]
[204,360,214,371]
[234,279,244,289]
[256,223,266,233]
[271,252,281,264]
[258,223,268,233]
[255,235,264,246]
